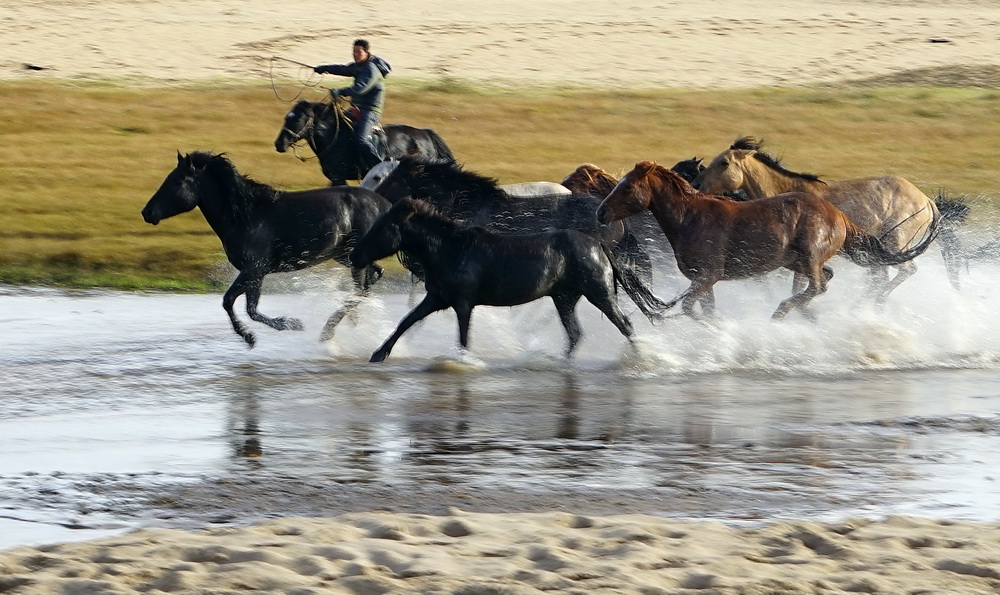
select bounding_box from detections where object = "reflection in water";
[226,387,263,464]
[3,281,1000,551]
[206,362,949,513]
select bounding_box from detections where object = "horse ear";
[176,150,184,165]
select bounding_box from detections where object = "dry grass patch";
[1,79,998,289]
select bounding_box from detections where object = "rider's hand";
[330,89,341,100]
[313,66,323,74]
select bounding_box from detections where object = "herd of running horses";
[141,99,963,361]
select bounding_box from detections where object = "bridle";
[281,102,353,162]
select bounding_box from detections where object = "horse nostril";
[596,206,611,225]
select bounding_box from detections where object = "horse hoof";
[243,333,256,348]
[369,351,387,363]
[283,317,305,331]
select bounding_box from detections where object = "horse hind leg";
[580,283,636,346]
[772,267,827,321]
[872,261,916,306]
[320,263,385,342]
[244,276,304,333]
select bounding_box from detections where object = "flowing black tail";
[428,131,456,162]
[840,207,942,267]
[601,244,668,323]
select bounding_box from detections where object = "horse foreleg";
[552,294,585,357]
[223,273,256,347]
[370,294,448,362]
[245,276,304,332]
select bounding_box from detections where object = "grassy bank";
[2,79,998,290]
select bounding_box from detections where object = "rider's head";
[352,39,370,63]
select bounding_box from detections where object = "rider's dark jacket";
[314,58,386,115]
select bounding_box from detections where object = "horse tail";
[935,191,971,290]
[427,131,456,162]
[839,207,941,267]
[600,243,667,322]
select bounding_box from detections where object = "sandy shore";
[5,1,1000,591]
[3,511,1000,593]
[3,0,1000,88]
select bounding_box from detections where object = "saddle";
[343,106,385,134]
[343,106,388,161]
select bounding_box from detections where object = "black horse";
[141,151,391,347]
[371,156,664,317]
[274,99,456,185]
[351,198,656,361]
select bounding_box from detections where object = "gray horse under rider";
[313,38,392,176]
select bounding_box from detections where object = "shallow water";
[2,257,1000,550]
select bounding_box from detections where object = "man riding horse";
[314,38,392,177]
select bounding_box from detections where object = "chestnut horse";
[561,160,747,263]
[691,137,959,298]
[597,161,941,320]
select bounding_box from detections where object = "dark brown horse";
[597,161,941,320]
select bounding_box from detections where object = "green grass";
[2,78,998,290]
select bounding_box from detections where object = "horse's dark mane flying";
[192,151,279,220]
[730,136,824,184]
[399,155,509,202]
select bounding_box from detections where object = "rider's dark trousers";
[355,109,382,175]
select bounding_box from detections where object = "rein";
[284,101,354,162]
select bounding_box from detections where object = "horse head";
[351,197,414,267]
[669,157,705,183]
[597,161,662,224]
[561,164,619,198]
[142,151,208,224]
[274,100,318,153]
[691,144,755,195]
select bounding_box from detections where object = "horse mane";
[651,163,700,196]
[729,136,824,184]
[190,152,279,220]
[397,155,508,202]
[730,136,763,151]
[562,164,618,195]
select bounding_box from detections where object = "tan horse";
[597,161,940,320]
[691,137,949,301]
